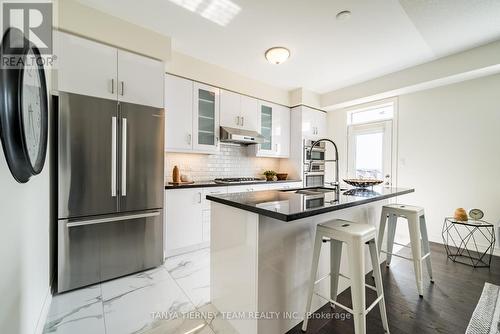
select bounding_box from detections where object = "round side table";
[441,217,495,268]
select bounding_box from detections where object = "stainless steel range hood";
[219,126,265,145]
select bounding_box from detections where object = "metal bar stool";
[378,204,434,297]
[302,219,389,334]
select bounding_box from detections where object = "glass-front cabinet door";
[193,83,220,152]
[259,103,274,154]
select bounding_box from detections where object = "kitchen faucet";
[308,138,340,187]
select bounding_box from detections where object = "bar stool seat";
[302,219,389,334]
[378,204,434,297]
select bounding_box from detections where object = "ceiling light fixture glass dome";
[265,47,290,64]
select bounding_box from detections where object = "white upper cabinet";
[274,104,290,157]
[165,74,193,152]
[117,50,164,108]
[302,107,327,139]
[220,89,241,128]
[55,31,164,108]
[55,31,117,100]
[165,76,220,154]
[220,90,259,132]
[257,101,274,156]
[314,109,327,138]
[253,101,290,158]
[193,83,220,152]
[240,95,260,132]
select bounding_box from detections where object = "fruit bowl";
[343,178,383,188]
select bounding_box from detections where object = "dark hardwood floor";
[287,242,500,334]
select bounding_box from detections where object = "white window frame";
[344,97,398,187]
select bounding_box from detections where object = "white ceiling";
[76,0,500,93]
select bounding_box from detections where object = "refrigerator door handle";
[111,116,117,197]
[66,211,161,228]
[121,118,127,196]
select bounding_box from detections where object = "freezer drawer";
[57,210,163,293]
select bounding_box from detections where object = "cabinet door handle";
[241,117,244,126]
[187,134,192,145]
[198,192,202,203]
[110,79,115,94]
[237,116,240,126]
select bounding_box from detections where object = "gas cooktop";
[213,177,266,184]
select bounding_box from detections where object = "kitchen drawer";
[202,186,227,209]
[277,182,303,190]
[227,183,268,193]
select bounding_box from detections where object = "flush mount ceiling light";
[265,47,290,65]
[336,10,352,21]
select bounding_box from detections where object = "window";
[346,99,396,185]
[348,103,394,125]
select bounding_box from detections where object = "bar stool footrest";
[313,291,384,316]
[381,250,431,262]
[314,273,378,292]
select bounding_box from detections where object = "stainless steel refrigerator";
[56,92,164,293]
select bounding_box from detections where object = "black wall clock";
[0,28,48,183]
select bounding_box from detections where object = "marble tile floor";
[43,247,237,334]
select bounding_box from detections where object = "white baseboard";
[34,287,52,334]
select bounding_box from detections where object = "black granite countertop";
[206,186,415,221]
[165,179,302,189]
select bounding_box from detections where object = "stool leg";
[330,240,343,308]
[386,214,397,267]
[302,232,323,332]
[369,239,390,333]
[348,240,366,334]
[419,214,434,283]
[408,214,424,297]
[378,209,388,256]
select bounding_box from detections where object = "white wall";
[397,73,500,247]
[0,110,52,334]
[328,73,500,250]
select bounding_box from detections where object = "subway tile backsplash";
[165,144,281,182]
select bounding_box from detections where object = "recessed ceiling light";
[265,47,290,65]
[336,10,351,21]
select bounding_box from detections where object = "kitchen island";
[207,186,414,334]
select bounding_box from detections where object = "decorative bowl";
[276,173,288,180]
[343,179,384,188]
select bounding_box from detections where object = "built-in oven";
[304,139,326,163]
[304,162,325,173]
[303,171,325,187]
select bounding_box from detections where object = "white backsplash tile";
[165,144,281,182]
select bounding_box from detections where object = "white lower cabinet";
[165,182,301,257]
[202,210,210,242]
[165,188,203,257]
[165,187,227,257]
